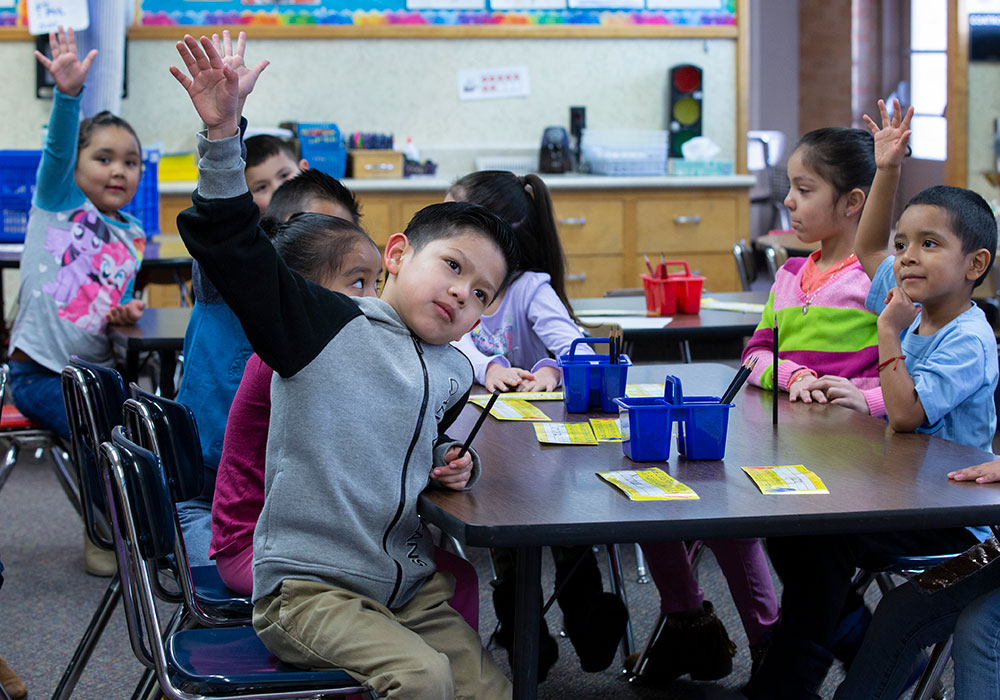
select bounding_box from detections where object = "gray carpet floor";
[0,441,952,699]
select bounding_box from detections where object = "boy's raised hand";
[862,98,914,170]
[210,30,269,120]
[169,35,240,140]
[34,26,97,98]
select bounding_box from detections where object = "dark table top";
[107,306,191,352]
[420,363,1000,548]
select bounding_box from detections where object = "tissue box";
[668,159,734,177]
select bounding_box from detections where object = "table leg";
[512,545,541,700]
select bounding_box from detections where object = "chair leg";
[50,575,122,700]
[634,543,650,584]
[606,544,636,658]
[628,611,667,681]
[49,444,82,519]
[910,637,952,700]
[0,442,18,491]
[129,667,159,700]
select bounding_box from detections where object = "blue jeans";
[177,495,213,569]
[8,359,70,439]
[953,585,1000,698]
[833,539,1000,700]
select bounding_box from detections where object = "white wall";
[0,36,737,176]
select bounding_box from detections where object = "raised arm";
[169,34,241,140]
[209,30,269,123]
[855,99,914,279]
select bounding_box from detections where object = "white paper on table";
[28,0,89,35]
[577,316,673,329]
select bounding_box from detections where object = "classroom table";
[573,291,767,360]
[107,306,191,398]
[418,362,1000,700]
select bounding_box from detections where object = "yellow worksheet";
[534,422,598,445]
[742,465,829,494]
[625,383,666,397]
[469,391,564,401]
[471,396,550,421]
[589,418,623,442]
[597,468,699,501]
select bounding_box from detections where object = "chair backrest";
[747,130,786,172]
[127,384,204,503]
[764,243,789,279]
[61,358,127,549]
[732,240,755,291]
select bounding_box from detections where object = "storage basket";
[0,149,160,243]
[296,123,347,179]
[558,337,631,413]
[641,260,705,315]
[581,129,668,176]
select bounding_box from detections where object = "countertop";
[158,173,756,195]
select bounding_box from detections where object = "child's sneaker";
[628,600,737,686]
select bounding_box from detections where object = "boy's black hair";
[403,201,519,293]
[269,213,377,288]
[449,170,578,322]
[245,134,299,169]
[78,111,141,155]
[794,127,876,197]
[906,185,998,289]
[265,169,361,225]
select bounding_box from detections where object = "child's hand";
[169,35,240,140]
[862,98,914,171]
[34,26,97,98]
[517,366,561,393]
[105,299,146,326]
[808,375,870,414]
[788,373,828,405]
[949,459,1000,484]
[878,287,919,335]
[432,446,473,490]
[485,364,533,392]
[209,30,268,120]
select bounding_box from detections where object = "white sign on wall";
[27,0,90,36]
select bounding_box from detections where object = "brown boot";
[628,600,737,686]
[0,655,27,700]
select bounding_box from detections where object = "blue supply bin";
[297,123,347,179]
[615,395,678,462]
[0,149,160,243]
[558,337,631,413]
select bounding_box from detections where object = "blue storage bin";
[615,396,678,462]
[557,337,631,413]
[297,123,347,179]
[0,149,160,243]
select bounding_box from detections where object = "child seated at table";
[450,170,627,680]
[172,33,358,569]
[171,34,518,699]
[745,99,998,700]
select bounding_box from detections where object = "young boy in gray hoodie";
[171,34,519,700]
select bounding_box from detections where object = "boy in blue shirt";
[171,34,518,699]
[746,100,998,700]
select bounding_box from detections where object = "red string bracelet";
[877,355,906,372]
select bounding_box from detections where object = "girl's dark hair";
[449,171,575,319]
[793,127,876,198]
[268,213,377,286]
[78,111,141,154]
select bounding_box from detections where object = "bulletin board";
[0,0,737,31]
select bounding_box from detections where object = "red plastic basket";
[641,261,705,315]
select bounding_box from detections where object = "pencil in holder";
[664,375,734,460]
[558,337,631,413]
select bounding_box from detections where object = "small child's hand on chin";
[105,299,146,326]
[949,459,1000,484]
[878,287,919,334]
[485,364,533,393]
[432,446,473,490]
[517,366,560,392]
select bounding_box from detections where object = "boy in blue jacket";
[171,34,518,699]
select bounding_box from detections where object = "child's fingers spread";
[168,66,192,90]
[199,35,223,68]
[223,30,233,56]
[235,31,247,57]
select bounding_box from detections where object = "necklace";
[801,254,857,315]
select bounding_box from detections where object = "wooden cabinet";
[157,181,750,301]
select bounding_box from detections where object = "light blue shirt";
[866,256,998,453]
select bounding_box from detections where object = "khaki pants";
[253,573,511,700]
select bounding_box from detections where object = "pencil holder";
[614,395,677,462]
[664,375,734,460]
[641,261,706,315]
[558,338,631,413]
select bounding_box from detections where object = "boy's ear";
[384,232,409,276]
[966,248,992,282]
[299,158,309,171]
[845,188,866,217]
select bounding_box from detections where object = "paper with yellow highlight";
[597,468,699,501]
[589,418,623,442]
[742,465,829,494]
[471,397,550,421]
[534,422,598,445]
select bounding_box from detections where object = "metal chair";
[748,131,791,234]
[99,426,375,700]
[733,239,756,292]
[123,386,252,628]
[0,364,78,513]
[763,242,789,280]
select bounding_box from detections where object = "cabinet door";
[398,196,446,229]
[360,200,392,248]
[551,197,624,255]
[635,196,737,253]
[565,255,624,299]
